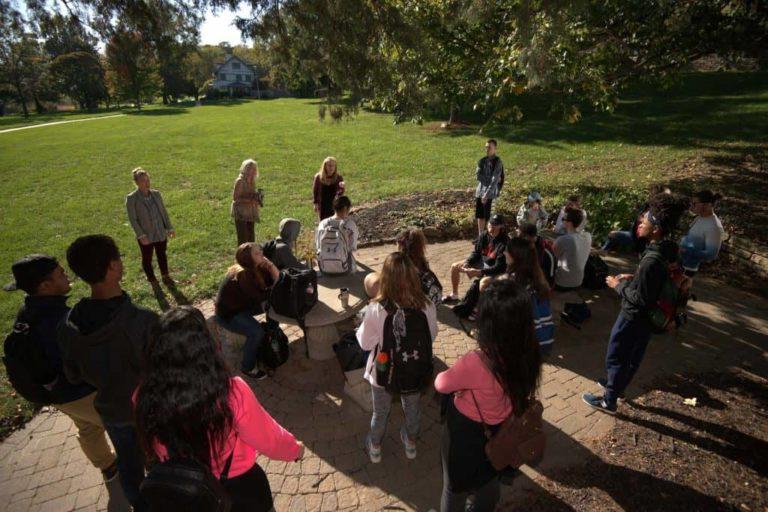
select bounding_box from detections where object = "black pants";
[138,239,168,281]
[235,220,255,245]
[222,463,273,512]
[474,197,493,220]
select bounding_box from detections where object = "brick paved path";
[1,241,766,511]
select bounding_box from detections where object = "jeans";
[138,239,168,281]
[368,385,421,445]
[604,313,653,406]
[440,457,500,512]
[217,313,265,372]
[235,220,255,245]
[601,230,634,251]
[104,423,147,512]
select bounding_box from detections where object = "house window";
[232,62,241,70]
[237,74,242,82]
[220,73,227,81]
[245,75,251,82]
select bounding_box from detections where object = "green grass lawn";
[0,71,766,431]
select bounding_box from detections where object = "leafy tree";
[184,46,220,100]
[105,28,161,108]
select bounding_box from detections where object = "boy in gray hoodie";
[264,218,309,270]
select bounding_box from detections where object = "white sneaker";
[400,430,417,460]
[366,437,382,464]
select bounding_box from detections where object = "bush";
[329,105,344,122]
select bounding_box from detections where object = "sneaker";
[597,378,625,400]
[101,461,119,482]
[242,369,268,381]
[582,393,616,415]
[400,429,417,460]
[442,293,459,304]
[365,437,382,464]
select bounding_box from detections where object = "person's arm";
[335,174,345,197]
[275,245,306,270]
[57,325,83,385]
[516,205,526,227]
[343,218,359,251]
[614,256,665,310]
[125,194,145,239]
[232,179,242,202]
[312,174,321,208]
[483,159,503,200]
[554,208,565,233]
[315,221,324,251]
[475,159,482,182]
[434,352,476,394]
[356,304,385,351]
[155,191,174,232]
[232,378,302,461]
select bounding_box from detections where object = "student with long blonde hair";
[232,159,263,245]
[312,156,345,220]
[356,252,437,463]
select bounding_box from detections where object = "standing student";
[4,255,117,481]
[583,193,687,414]
[435,280,542,512]
[215,243,280,381]
[554,195,587,234]
[553,208,592,291]
[59,235,159,512]
[231,159,262,245]
[357,253,438,463]
[312,156,346,221]
[443,214,509,303]
[135,307,303,512]
[316,196,359,275]
[126,167,175,284]
[516,192,548,232]
[474,139,504,236]
[680,190,725,277]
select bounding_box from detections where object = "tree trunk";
[448,103,458,125]
[33,93,45,114]
[14,81,29,118]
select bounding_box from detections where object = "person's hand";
[606,275,622,289]
[481,196,488,205]
[295,442,305,461]
[168,231,176,238]
[138,235,150,246]
[314,203,319,213]
[467,269,482,278]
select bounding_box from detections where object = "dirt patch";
[504,370,768,511]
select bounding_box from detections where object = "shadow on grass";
[125,107,189,116]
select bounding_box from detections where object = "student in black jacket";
[59,235,158,512]
[443,214,509,303]
[583,194,687,414]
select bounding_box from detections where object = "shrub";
[329,105,344,122]
[318,104,326,121]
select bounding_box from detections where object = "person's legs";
[450,261,464,296]
[246,221,256,243]
[154,239,169,277]
[104,422,147,512]
[56,393,115,470]
[138,240,156,281]
[470,476,501,512]
[222,463,273,512]
[603,313,638,407]
[217,313,265,372]
[622,321,653,394]
[400,392,421,442]
[475,198,488,236]
[369,385,392,446]
[235,220,249,245]
[440,452,469,512]
[602,230,633,251]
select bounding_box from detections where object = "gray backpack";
[317,219,351,275]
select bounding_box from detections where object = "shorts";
[475,197,493,220]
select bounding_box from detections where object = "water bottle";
[375,351,390,387]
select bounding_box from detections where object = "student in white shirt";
[680,190,725,276]
[553,208,592,290]
[555,195,587,234]
[315,196,359,274]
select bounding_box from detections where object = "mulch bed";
[504,370,768,511]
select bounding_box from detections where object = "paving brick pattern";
[1,241,766,511]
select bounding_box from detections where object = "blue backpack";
[530,290,555,356]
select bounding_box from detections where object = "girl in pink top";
[435,280,542,512]
[135,307,303,512]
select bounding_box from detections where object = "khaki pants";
[56,392,116,470]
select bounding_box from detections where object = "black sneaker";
[597,378,625,400]
[582,393,616,415]
[243,369,269,381]
[101,461,119,482]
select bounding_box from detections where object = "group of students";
[4,143,727,512]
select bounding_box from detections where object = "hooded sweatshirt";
[58,293,158,425]
[272,218,307,270]
[615,240,678,321]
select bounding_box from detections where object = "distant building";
[212,55,260,97]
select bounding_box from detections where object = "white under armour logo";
[401,350,419,362]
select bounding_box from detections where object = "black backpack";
[2,308,57,405]
[582,253,609,290]
[378,302,434,395]
[140,449,235,512]
[333,331,367,373]
[258,321,290,370]
[419,269,443,306]
[268,268,318,321]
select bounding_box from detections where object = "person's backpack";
[646,255,692,334]
[536,238,557,287]
[317,219,351,275]
[258,321,290,370]
[268,268,318,321]
[261,239,278,263]
[140,449,235,512]
[2,308,57,405]
[333,331,367,373]
[530,290,554,356]
[452,278,480,319]
[582,253,609,290]
[419,269,443,306]
[494,156,504,193]
[377,301,434,395]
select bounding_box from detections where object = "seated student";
[555,195,587,234]
[518,222,556,288]
[516,192,548,231]
[364,227,443,305]
[680,190,724,277]
[135,307,303,512]
[443,214,510,303]
[215,243,280,381]
[4,255,117,481]
[59,235,159,512]
[263,218,308,270]
[316,196,359,275]
[553,208,592,291]
[602,184,670,253]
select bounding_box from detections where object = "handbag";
[469,391,546,471]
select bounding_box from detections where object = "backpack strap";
[469,391,492,440]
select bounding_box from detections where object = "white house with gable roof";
[212,55,260,97]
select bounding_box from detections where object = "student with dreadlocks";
[583,193,689,414]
